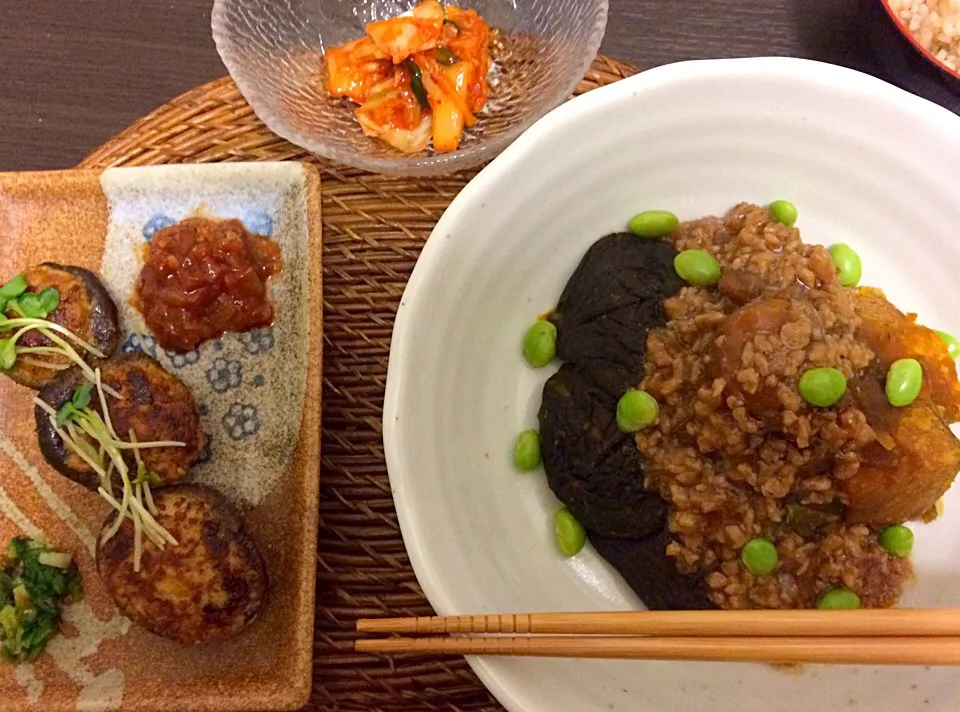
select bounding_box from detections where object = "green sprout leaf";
[4,300,26,319]
[0,275,28,302]
[37,288,60,315]
[134,461,162,487]
[0,340,15,371]
[71,383,93,410]
[55,402,76,428]
[16,293,44,320]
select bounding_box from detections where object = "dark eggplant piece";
[539,363,664,539]
[590,529,715,610]
[549,234,683,395]
[5,263,120,389]
[538,234,695,609]
[35,352,204,490]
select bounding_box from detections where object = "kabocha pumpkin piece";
[844,368,960,524]
[854,287,960,422]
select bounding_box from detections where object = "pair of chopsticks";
[356,609,960,665]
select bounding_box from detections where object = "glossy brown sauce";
[133,218,283,352]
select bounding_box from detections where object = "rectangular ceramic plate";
[0,163,323,712]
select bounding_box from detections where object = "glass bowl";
[211,0,608,176]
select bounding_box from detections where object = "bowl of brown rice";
[882,0,960,82]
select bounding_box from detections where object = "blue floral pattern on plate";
[196,433,213,464]
[142,213,176,241]
[240,327,275,356]
[121,333,158,358]
[222,403,260,441]
[243,210,273,236]
[207,358,243,393]
[165,348,200,369]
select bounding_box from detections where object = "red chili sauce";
[133,218,283,353]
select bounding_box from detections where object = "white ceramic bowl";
[384,57,960,712]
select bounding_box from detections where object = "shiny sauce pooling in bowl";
[132,218,283,353]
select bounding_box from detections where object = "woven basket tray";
[78,56,638,712]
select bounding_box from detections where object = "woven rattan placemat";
[78,56,638,712]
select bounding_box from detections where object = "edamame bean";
[514,429,541,472]
[885,358,922,407]
[674,250,721,287]
[740,538,778,576]
[768,200,798,227]
[522,320,557,368]
[628,210,680,239]
[829,244,862,287]
[798,367,847,407]
[878,524,914,558]
[817,588,860,610]
[554,507,586,557]
[937,331,960,359]
[616,389,659,432]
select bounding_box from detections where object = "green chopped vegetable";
[435,46,461,66]
[403,59,430,109]
[0,537,81,664]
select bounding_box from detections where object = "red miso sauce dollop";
[133,218,283,353]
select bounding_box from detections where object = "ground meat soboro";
[636,203,960,610]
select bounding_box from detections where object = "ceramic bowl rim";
[382,55,960,712]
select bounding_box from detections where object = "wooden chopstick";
[357,609,960,638]
[355,634,960,665]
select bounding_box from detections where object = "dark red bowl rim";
[880,0,960,81]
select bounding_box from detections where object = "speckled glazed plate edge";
[0,162,322,712]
